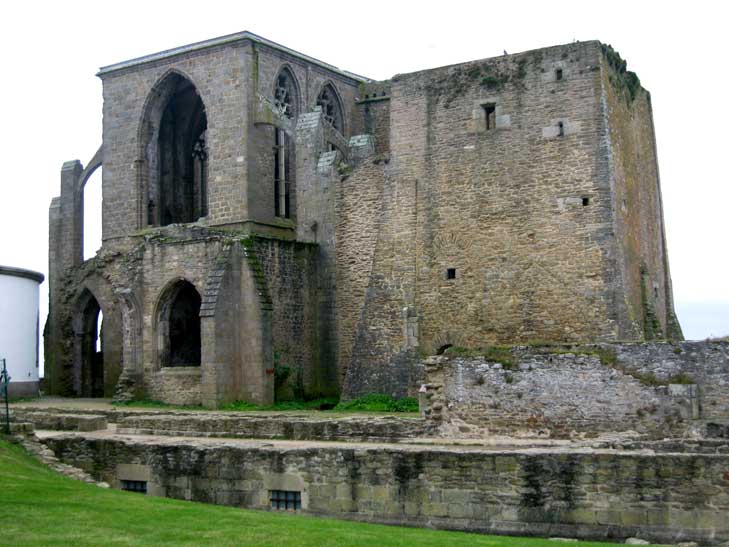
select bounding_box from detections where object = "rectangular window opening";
[556,68,563,81]
[270,490,302,511]
[558,121,565,137]
[482,104,496,131]
[582,197,590,206]
[120,480,147,494]
[447,268,457,280]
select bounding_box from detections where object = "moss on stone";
[601,43,642,104]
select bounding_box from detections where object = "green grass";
[116,395,419,414]
[0,439,667,546]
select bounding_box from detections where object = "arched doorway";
[158,280,201,367]
[74,289,105,396]
[141,72,208,227]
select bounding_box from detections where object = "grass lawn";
[0,439,666,546]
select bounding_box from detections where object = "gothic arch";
[316,81,345,133]
[70,278,122,397]
[272,65,301,120]
[154,278,202,368]
[138,69,209,227]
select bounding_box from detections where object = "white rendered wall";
[0,271,42,390]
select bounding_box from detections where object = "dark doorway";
[161,281,201,367]
[77,291,105,397]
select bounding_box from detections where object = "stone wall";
[421,341,729,439]
[44,435,729,545]
[339,41,681,398]
[253,237,328,398]
[599,46,682,340]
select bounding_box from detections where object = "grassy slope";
[0,440,665,547]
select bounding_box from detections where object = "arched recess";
[316,82,344,133]
[72,289,104,396]
[71,280,124,397]
[156,279,202,367]
[139,71,209,227]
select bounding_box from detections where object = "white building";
[0,265,44,398]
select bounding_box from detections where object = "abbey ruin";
[45,31,683,406]
[27,32,729,545]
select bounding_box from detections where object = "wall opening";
[436,344,453,355]
[556,68,563,81]
[273,67,298,119]
[120,480,147,494]
[143,73,208,227]
[83,168,103,261]
[482,104,496,130]
[316,84,343,132]
[446,268,457,280]
[558,121,565,137]
[274,128,291,218]
[582,197,590,206]
[75,290,105,397]
[270,490,301,510]
[159,280,201,367]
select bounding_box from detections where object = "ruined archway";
[72,289,104,397]
[141,71,208,227]
[157,280,201,367]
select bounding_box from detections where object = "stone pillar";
[45,160,84,395]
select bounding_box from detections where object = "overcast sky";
[1,0,727,351]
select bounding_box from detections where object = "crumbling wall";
[422,341,729,438]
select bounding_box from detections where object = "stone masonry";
[46,32,682,406]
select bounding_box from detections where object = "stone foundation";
[42,433,729,545]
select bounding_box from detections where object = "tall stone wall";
[599,47,682,340]
[421,341,729,439]
[45,435,729,545]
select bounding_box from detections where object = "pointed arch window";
[274,68,297,119]
[141,72,208,227]
[316,84,343,132]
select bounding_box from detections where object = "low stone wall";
[145,367,202,406]
[421,341,729,439]
[43,434,729,545]
[117,414,428,442]
[11,410,107,431]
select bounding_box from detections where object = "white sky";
[1,0,727,357]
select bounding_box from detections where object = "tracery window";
[274,69,297,118]
[316,84,343,132]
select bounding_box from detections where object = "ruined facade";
[45,32,682,406]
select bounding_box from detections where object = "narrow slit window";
[120,480,147,494]
[558,121,565,137]
[274,128,290,218]
[447,268,457,280]
[482,104,496,131]
[270,490,301,510]
[556,68,563,81]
